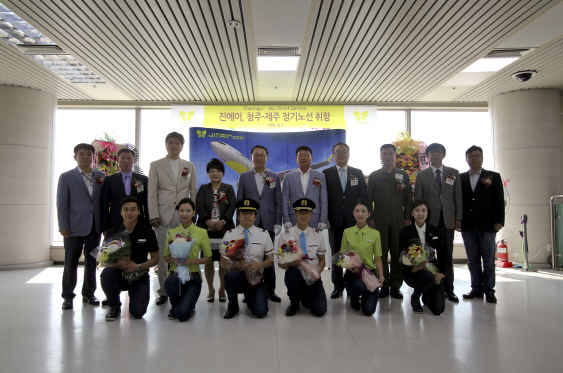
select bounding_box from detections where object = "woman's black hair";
[354,199,372,214]
[206,158,225,174]
[176,197,197,223]
[410,199,431,223]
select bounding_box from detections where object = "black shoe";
[155,296,168,306]
[285,304,300,316]
[223,308,239,319]
[445,291,459,302]
[101,298,108,306]
[168,308,177,320]
[82,295,100,305]
[351,297,361,311]
[485,292,497,303]
[330,289,343,299]
[105,306,120,321]
[267,292,281,303]
[463,290,484,299]
[379,287,389,298]
[62,298,73,310]
[411,298,424,314]
[390,288,403,299]
[242,296,247,303]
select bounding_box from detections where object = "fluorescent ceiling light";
[257,56,300,71]
[462,57,519,73]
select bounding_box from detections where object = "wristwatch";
[137,264,142,270]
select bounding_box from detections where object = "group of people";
[57,131,504,321]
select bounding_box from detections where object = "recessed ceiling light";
[257,56,300,71]
[227,20,241,28]
[462,57,519,73]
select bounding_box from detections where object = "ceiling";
[1,0,562,104]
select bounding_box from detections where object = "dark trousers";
[61,223,101,299]
[343,270,379,316]
[461,229,497,294]
[259,223,276,294]
[379,222,403,289]
[165,273,202,321]
[284,266,327,317]
[100,267,150,319]
[438,212,455,292]
[328,227,345,291]
[224,269,268,318]
[403,268,445,315]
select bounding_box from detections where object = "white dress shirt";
[279,226,326,266]
[469,168,482,191]
[169,158,180,183]
[415,223,426,247]
[223,225,274,265]
[299,167,311,195]
[430,164,444,179]
[78,167,94,196]
[253,168,267,195]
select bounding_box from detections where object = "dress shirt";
[299,167,312,195]
[279,226,326,266]
[337,165,348,179]
[469,168,482,191]
[169,158,180,183]
[223,225,274,264]
[253,168,267,194]
[121,170,133,195]
[79,168,94,196]
[340,224,382,271]
[164,223,212,276]
[415,223,426,247]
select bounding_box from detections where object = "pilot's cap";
[292,198,316,211]
[236,198,260,211]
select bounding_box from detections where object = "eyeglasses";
[467,154,483,159]
[428,150,444,156]
[297,153,311,157]
[334,151,349,155]
[252,154,267,158]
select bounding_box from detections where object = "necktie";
[339,167,346,191]
[300,231,307,255]
[435,169,442,191]
[244,228,249,252]
[124,175,131,195]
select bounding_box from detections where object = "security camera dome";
[511,70,537,82]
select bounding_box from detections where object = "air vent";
[485,48,531,58]
[257,47,300,56]
[15,44,67,55]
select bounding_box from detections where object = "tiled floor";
[1,265,563,373]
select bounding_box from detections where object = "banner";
[173,105,376,130]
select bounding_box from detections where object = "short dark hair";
[465,145,483,157]
[176,198,197,223]
[332,142,350,153]
[355,199,372,214]
[120,196,141,210]
[426,143,446,155]
[380,144,396,153]
[410,199,431,223]
[117,148,135,158]
[296,145,313,156]
[165,131,185,145]
[251,145,268,156]
[74,143,95,155]
[206,158,225,174]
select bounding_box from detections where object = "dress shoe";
[155,296,168,306]
[285,304,300,316]
[350,297,361,311]
[330,289,343,299]
[82,295,100,305]
[223,308,239,319]
[168,308,177,320]
[463,290,484,299]
[378,287,389,298]
[485,292,497,304]
[105,306,121,321]
[445,291,459,302]
[390,288,403,299]
[267,292,281,303]
[62,298,73,310]
[411,298,424,314]
[101,298,108,306]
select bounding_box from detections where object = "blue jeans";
[224,269,268,318]
[462,229,497,294]
[343,270,379,316]
[284,266,327,317]
[100,267,150,319]
[165,273,202,322]
[403,268,446,315]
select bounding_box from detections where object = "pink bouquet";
[332,250,380,292]
[221,238,264,287]
[276,238,320,285]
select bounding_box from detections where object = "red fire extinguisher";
[495,240,512,268]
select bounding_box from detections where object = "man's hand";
[411,260,427,273]
[215,220,225,232]
[246,260,263,273]
[434,273,445,282]
[206,220,216,231]
[274,225,282,236]
[284,222,292,230]
[404,220,410,227]
[494,223,503,232]
[368,220,376,229]
[123,261,139,273]
[234,261,247,271]
[455,220,462,232]
[60,229,70,238]
[114,257,131,270]
[150,218,161,228]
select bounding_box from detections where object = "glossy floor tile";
[1,265,562,373]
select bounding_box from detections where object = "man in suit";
[100,148,149,234]
[323,142,367,299]
[281,145,328,230]
[237,145,282,302]
[460,145,504,304]
[57,143,104,310]
[148,131,197,306]
[367,144,413,300]
[414,143,462,302]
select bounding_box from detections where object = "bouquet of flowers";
[168,232,194,284]
[332,248,380,292]
[92,133,121,176]
[400,238,440,284]
[221,238,264,287]
[276,237,320,285]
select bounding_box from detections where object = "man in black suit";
[460,145,504,304]
[323,142,368,299]
[101,148,149,234]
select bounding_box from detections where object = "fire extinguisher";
[497,240,508,262]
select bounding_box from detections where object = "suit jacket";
[399,223,447,274]
[323,165,368,229]
[281,168,328,228]
[460,169,504,233]
[57,167,105,237]
[236,169,282,231]
[414,166,462,230]
[148,156,197,226]
[195,183,236,235]
[100,172,149,232]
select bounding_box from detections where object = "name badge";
[138,239,146,243]
[445,178,455,185]
[365,239,373,242]
[270,182,276,189]
[395,173,403,181]
[432,236,439,240]
[350,179,358,186]
[136,185,144,193]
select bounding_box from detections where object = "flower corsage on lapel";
[181,167,190,179]
[395,174,404,191]
[96,176,105,184]
[312,176,322,188]
[445,173,456,185]
[262,175,276,188]
[348,173,358,186]
[218,190,228,204]
[481,176,492,188]
[132,179,144,192]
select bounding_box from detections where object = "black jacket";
[460,169,504,233]
[399,223,447,274]
[195,183,236,236]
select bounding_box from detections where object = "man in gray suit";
[414,143,462,302]
[281,145,328,230]
[57,143,105,310]
[237,145,282,302]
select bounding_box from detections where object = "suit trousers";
[62,222,101,299]
[225,269,268,318]
[284,266,327,317]
[165,273,202,321]
[461,229,496,294]
[100,267,150,319]
[379,221,403,289]
[328,227,345,291]
[343,270,379,316]
[402,268,445,315]
[155,212,181,296]
[438,211,455,291]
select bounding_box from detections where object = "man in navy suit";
[57,143,105,310]
[323,142,367,299]
[460,145,504,304]
[100,148,149,233]
[237,145,282,302]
